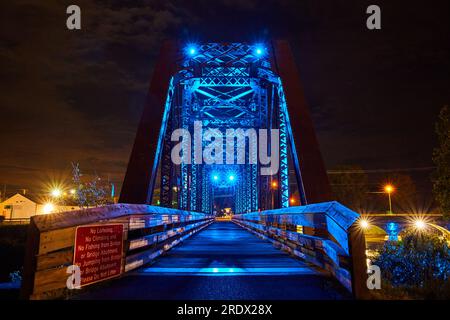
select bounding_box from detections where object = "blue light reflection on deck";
[138,267,315,276]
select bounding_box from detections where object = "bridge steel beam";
[120,40,333,213]
[271,40,332,204]
[120,40,181,204]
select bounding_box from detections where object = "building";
[0,193,79,221]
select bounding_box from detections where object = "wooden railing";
[21,204,213,300]
[0,218,30,225]
[232,201,369,299]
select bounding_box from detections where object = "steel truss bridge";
[120,41,332,213]
[22,41,374,300]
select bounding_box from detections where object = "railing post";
[347,224,370,299]
[20,218,40,299]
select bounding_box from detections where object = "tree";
[432,105,450,218]
[328,165,369,211]
[71,163,113,209]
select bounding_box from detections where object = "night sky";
[0,0,449,195]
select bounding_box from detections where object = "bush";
[373,230,450,299]
[0,225,28,282]
[9,270,22,283]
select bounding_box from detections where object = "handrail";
[232,201,368,299]
[21,204,213,300]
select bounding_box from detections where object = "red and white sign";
[73,224,124,287]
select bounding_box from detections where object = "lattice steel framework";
[120,41,332,213]
[148,43,304,214]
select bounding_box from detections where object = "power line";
[327,167,435,174]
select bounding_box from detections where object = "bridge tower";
[120,41,331,214]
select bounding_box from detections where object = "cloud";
[0,0,448,195]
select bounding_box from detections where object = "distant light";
[43,203,55,214]
[384,184,394,193]
[212,174,219,181]
[290,197,296,204]
[186,45,197,56]
[414,219,427,230]
[359,219,370,229]
[51,189,62,198]
[271,181,278,188]
[255,47,264,56]
[228,175,235,181]
[69,189,76,195]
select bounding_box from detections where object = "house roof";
[1,193,39,205]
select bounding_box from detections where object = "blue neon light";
[186,44,198,56]
[212,173,220,182]
[255,46,265,56]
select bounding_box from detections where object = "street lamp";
[43,203,55,214]
[51,188,62,198]
[384,184,395,214]
[414,219,427,231]
[359,218,370,230]
[271,180,278,209]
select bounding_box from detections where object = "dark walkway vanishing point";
[76,222,351,300]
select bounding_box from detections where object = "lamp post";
[271,180,278,209]
[384,184,394,214]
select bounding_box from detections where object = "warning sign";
[73,224,124,286]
